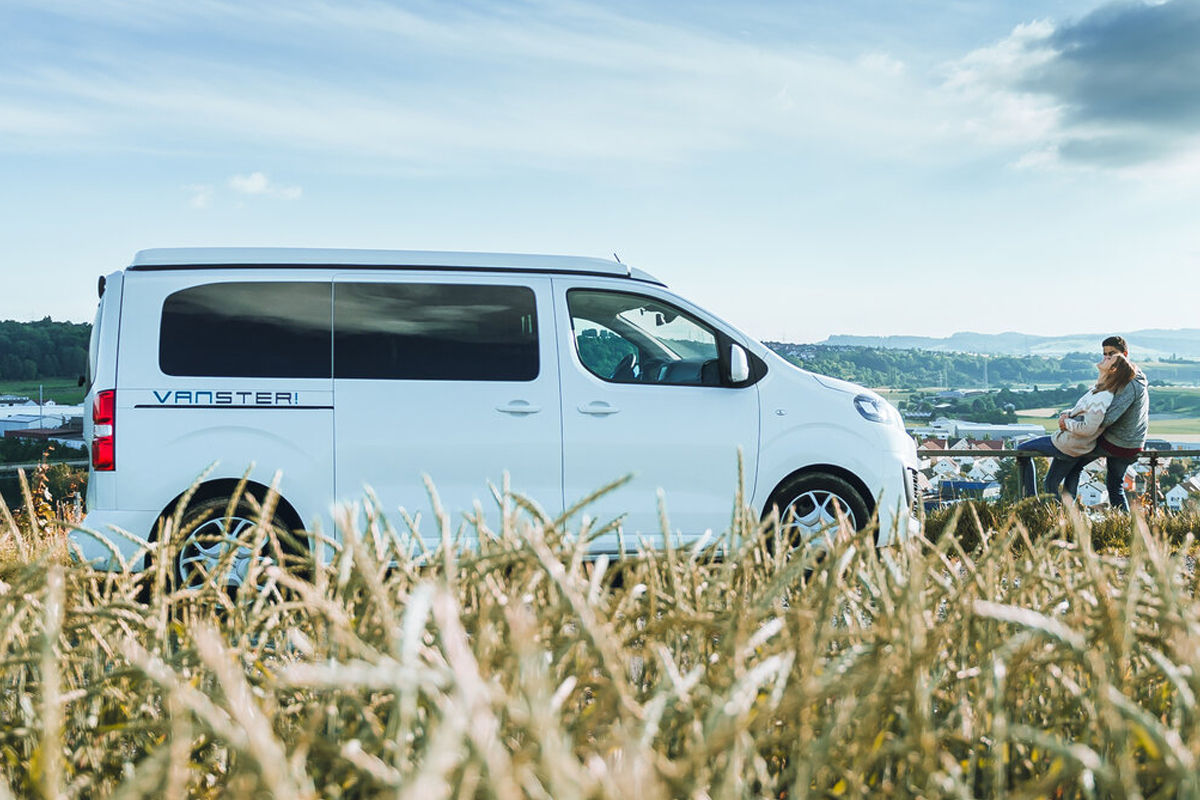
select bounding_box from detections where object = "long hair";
[1097,352,1135,394]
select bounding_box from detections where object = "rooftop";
[129,248,663,284]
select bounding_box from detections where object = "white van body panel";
[750,347,919,545]
[552,276,760,550]
[74,248,920,572]
[332,273,563,547]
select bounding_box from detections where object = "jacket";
[1101,370,1148,451]
[1052,388,1114,457]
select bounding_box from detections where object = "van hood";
[811,373,872,397]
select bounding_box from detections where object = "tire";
[174,496,299,590]
[765,472,870,548]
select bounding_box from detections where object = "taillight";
[92,389,115,471]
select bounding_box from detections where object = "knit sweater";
[1051,388,1115,457]
[1100,370,1148,451]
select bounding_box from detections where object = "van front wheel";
[175,497,297,590]
[766,473,869,548]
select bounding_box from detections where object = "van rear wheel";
[175,497,299,591]
[766,473,869,549]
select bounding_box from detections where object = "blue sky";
[3,0,1199,343]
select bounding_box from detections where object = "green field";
[0,377,85,406]
[1017,414,1200,438]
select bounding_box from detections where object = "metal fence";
[920,448,1200,513]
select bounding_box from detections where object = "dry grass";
[3,477,1200,799]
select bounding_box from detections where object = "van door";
[555,283,760,552]
[333,275,562,548]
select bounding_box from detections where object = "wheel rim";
[178,514,271,588]
[781,490,856,541]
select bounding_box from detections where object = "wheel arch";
[761,464,876,520]
[154,478,304,542]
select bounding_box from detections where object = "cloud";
[944,0,1200,170]
[184,183,214,209]
[180,174,299,209]
[0,0,948,171]
[228,172,302,200]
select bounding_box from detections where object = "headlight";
[853,393,888,422]
[854,393,902,429]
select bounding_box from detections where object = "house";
[931,458,962,479]
[1166,484,1192,512]
[1077,479,1108,508]
[967,457,1001,481]
[1165,475,1200,512]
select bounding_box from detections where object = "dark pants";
[1017,436,1078,497]
[1062,447,1138,511]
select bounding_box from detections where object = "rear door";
[332,275,562,547]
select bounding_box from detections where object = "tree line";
[3,319,1198,392]
[0,318,90,381]
[766,343,1194,389]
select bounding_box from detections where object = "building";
[0,406,85,435]
[0,414,46,434]
[912,417,1045,441]
[1165,475,1200,512]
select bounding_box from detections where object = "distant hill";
[821,329,1200,360]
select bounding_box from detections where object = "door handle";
[496,400,541,415]
[578,401,620,416]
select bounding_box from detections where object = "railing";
[920,448,1200,513]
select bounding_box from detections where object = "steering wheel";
[611,352,637,382]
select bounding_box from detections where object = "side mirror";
[729,344,750,383]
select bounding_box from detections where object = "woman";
[1018,352,1136,497]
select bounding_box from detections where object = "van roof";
[129,247,663,284]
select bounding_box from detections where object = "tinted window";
[159,282,332,378]
[334,283,538,381]
[568,290,720,386]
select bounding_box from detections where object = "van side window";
[568,290,721,386]
[159,282,332,378]
[334,283,539,381]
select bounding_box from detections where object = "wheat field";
[2,471,1200,799]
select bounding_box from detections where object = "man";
[1062,335,1148,510]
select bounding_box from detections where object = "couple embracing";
[1017,336,1149,510]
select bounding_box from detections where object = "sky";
[3,0,1200,343]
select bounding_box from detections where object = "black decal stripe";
[136,402,333,410]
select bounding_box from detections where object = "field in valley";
[0,377,85,406]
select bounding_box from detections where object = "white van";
[73,248,920,580]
